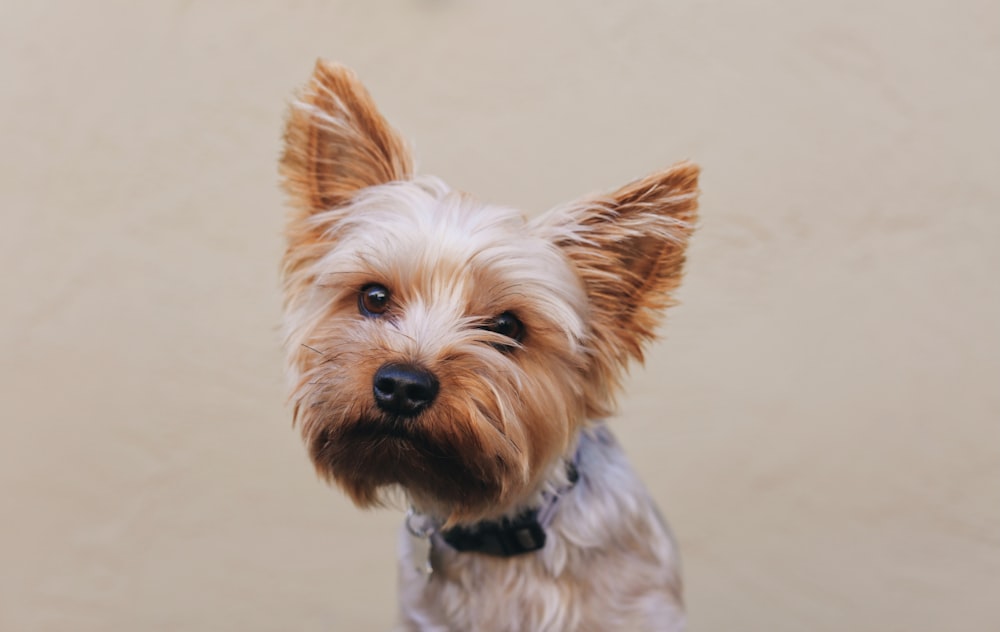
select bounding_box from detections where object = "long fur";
[279,60,700,631]
[397,427,683,631]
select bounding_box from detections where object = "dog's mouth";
[309,415,446,470]
[348,415,428,444]
[308,414,506,510]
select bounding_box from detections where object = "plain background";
[3,1,998,630]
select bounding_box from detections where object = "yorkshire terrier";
[279,60,700,632]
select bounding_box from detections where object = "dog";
[279,60,700,631]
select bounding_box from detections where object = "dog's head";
[280,61,699,522]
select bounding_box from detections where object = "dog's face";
[285,180,591,520]
[280,61,699,522]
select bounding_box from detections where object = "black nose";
[372,363,439,417]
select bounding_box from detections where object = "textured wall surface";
[3,1,998,630]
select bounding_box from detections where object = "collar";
[407,459,580,559]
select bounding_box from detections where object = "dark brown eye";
[488,312,524,347]
[359,284,391,317]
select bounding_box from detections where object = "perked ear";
[545,161,700,414]
[280,59,413,219]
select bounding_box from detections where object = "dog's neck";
[434,459,579,558]
[405,431,590,558]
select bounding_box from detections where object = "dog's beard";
[302,402,523,520]
[291,334,587,523]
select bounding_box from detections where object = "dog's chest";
[395,427,685,632]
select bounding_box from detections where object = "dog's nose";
[372,363,439,417]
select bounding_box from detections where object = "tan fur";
[279,61,699,630]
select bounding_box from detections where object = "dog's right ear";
[280,60,412,222]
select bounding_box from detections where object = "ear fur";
[280,60,413,294]
[280,59,412,235]
[544,161,700,415]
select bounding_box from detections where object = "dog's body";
[397,425,683,631]
[279,61,699,632]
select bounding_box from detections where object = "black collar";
[438,461,580,558]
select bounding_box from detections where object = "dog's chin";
[348,414,419,442]
[308,416,510,516]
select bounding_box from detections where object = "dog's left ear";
[542,161,700,411]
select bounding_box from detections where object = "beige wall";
[3,1,998,630]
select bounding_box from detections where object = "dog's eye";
[487,312,524,346]
[359,284,391,317]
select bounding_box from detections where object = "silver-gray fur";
[396,425,684,632]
